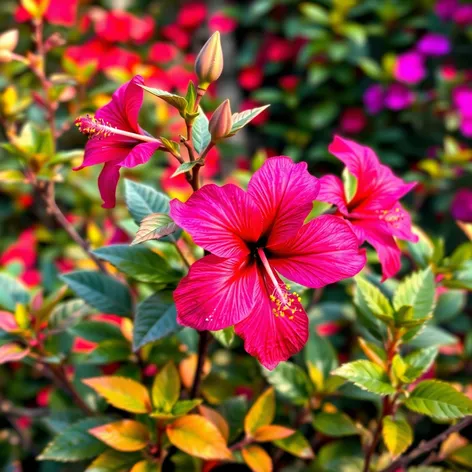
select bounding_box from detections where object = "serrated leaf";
[124,180,171,226]
[131,213,178,246]
[0,274,30,311]
[333,360,395,396]
[229,105,270,135]
[403,347,438,382]
[242,444,272,472]
[38,417,113,462]
[313,412,358,437]
[85,449,141,472]
[393,267,435,320]
[382,416,413,456]
[356,277,393,322]
[171,160,200,178]
[89,420,149,452]
[273,431,314,459]
[60,271,132,317]
[245,388,275,436]
[83,377,151,413]
[167,415,233,460]
[152,362,180,412]
[253,425,295,442]
[192,109,211,154]
[133,293,179,351]
[140,85,187,113]
[93,245,181,284]
[405,380,472,419]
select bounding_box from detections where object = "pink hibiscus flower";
[74,75,162,208]
[318,136,418,281]
[170,157,366,369]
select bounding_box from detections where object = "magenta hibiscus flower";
[170,157,366,369]
[318,136,418,281]
[75,75,162,208]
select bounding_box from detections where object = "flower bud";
[195,31,223,90]
[0,30,18,52]
[209,99,233,141]
[0,50,13,63]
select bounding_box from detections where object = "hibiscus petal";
[269,215,366,288]
[170,184,263,258]
[174,255,258,331]
[247,157,320,247]
[317,175,348,214]
[74,140,130,169]
[98,161,121,209]
[235,272,309,370]
[120,142,161,168]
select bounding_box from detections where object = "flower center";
[376,207,404,229]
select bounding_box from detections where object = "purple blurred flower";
[394,52,426,84]
[435,0,458,21]
[385,83,414,110]
[453,86,472,117]
[454,5,472,26]
[363,84,385,114]
[460,118,472,137]
[417,33,451,56]
[451,189,472,222]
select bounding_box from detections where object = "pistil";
[257,247,287,305]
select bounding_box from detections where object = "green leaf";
[49,299,92,331]
[382,416,413,456]
[434,289,466,323]
[124,180,170,226]
[184,81,197,114]
[133,293,179,351]
[407,325,457,349]
[353,279,387,339]
[403,347,438,382]
[139,85,187,113]
[171,160,201,178]
[93,245,181,284]
[82,340,131,365]
[211,326,235,348]
[152,362,180,412]
[356,277,393,323]
[229,105,270,135]
[342,168,358,203]
[85,450,141,472]
[263,362,314,405]
[70,321,124,343]
[159,136,181,157]
[405,380,472,419]
[0,273,30,311]
[38,417,113,462]
[131,213,179,246]
[304,332,338,382]
[61,271,132,317]
[151,399,202,419]
[300,3,329,24]
[333,360,396,396]
[313,412,358,437]
[393,267,435,320]
[273,431,314,459]
[192,108,211,154]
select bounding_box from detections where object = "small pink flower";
[74,76,162,208]
[209,12,238,33]
[363,84,385,114]
[451,189,472,222]
[417,33,451,56]
[170,158,366,369]
[394,52,426,84]
[177,2,207,29]
[385,83,414,110]
[238,66,264,90]
[265,37,293,62]
[149,42,179,64]
[339,108,367,134]
[318,136,418,280]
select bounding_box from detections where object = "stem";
[190,330,211,398]
[380,416,472,472]
[230,436,252,451]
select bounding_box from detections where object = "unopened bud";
[209,99,233,141]
[0,50,12,63]
[0,30,19,52]
[195,31,223,90]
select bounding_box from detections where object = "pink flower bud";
[209,99,233,141]
[195,31,223,90]
[0,30,18,52]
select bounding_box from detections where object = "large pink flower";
[74,75,162,208]
[170,157,366,369]
[318,136,418,281]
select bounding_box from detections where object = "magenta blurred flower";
[460,118,472,137]
[394,52,426,84]
[209,12,238,33]
[318,136,418,280]
[453,5,472,26]
[363,84,385,114]
[149,42,179,64]
[161,24,190,49]
[238,66,264,90]
[385,83,414,110]
[170,158,366,369]
[74,75,162,208]
[177,2,207,29]
[435,0,459,20]
[340,108,367,134]
[454,86,472,117]
[417,33,451,56]
[451,189,472,222]
[15,0,78,26]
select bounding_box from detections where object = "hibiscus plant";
[0,3,472,472]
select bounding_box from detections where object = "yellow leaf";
[0,170,25,184]
[167,415,233,460]
[130,460,160,472]
[306,361,324,391]
[152,362,180,412]
[382,416,413,457]
[89,420,149,452]
[244,388,275,436]
[253,425,295,442]
[83,377,151,413]
[198,405,230,442]
[179,354,211,389]
[242,445,273,472]
[440,432,468,458]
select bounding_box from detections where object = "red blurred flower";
[209,11,238,33]
[339,108,367,134]
[279,75,299,92]
[161,24,190,49]
[15,0,78,26]
[238,66,264,90]
[177,2,207,29]
[149,42,179,64]
[265,37,293,62]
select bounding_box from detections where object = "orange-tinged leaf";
[130,459,160,472]
[199,405,230,442]
[152,362,180,412]
[167,415,233,460]
[244,388,275,436]
[253,425,295,442]
[179,354,211,389]
[242,444,273,472]
[0,343,29,364]
[83,377,151,413]
[89,420,149,452]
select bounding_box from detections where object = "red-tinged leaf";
[242,444,273,472]
[167,415,233,460]
[0,311,19,332]
[199,405,230,442]
[89,420,150,452]
[253,425,295,442]
[131,213,178,246]
[244,388,275,436]
[83,377,151,413]
[0,343,29,364]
